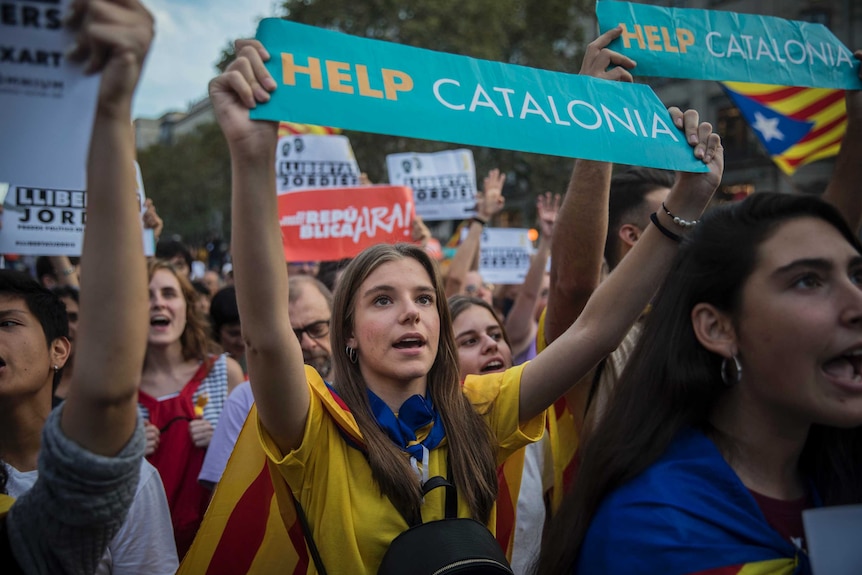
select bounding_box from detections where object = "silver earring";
[345,346,357,364]
[720,355,742,386]
[52,365,59,372]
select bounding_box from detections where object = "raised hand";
[142,198,164,239]
[477,169,506,221]
[536,192,562,239]
[579,26,636,82]
[667,107,724,214]
[209,39,279,156]
[65,0,154,116]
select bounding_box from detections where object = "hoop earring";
[720,355,742,386]
[345,346,358,364]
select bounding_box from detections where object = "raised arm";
[504,192,559,356]
[209,41,308,453]
[444,169,505,297]
[544,25,635,345]
[60,0,153,455]
[822,49,862,232]
[543,160,610,345]
[519,110,724,422]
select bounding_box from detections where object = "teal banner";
[250,19,708,173]
[597,1,862,90]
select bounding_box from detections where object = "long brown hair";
[537,193,862,574]
[148,260,216,361]
[330,243,498,524]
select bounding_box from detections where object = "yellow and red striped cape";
[494,308,582,558]
[178,404,308,574]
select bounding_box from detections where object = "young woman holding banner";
[207,25,722,573]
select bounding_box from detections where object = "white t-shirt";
[5,458,178,575]
[510,434,553,575]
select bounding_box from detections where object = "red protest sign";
[278,185,415,262]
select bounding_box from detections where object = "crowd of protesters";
[2,1,862,574]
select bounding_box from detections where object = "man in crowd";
[198,275,333,488]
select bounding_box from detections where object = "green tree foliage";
[138,122,231,246]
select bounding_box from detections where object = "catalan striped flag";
[536,309,582,512]
[721,83,846,175]
[177,404,308,574]
[278,122,342,137]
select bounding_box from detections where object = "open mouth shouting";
[479,358,505,374]
[393,333,427,352]
[150,314,171,329]
[821,346,862,391]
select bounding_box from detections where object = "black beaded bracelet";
[650,212,682,243]
[470,216,487,227]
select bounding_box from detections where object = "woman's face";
[453,304,512,381]
[731,217,862,429]
[347,258,440,395]
[148,269,188,348]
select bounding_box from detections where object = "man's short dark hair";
[51,285,80,304]
[210,286,239,341]
[0,270,69,346]
[155,239,193,272]
[605,167,675,270]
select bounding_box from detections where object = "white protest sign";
[0,185,86,255]
[478,228,533,285]
[386,149,476,221]
[804,505,862,575]
[0,163,151,256]
[0,0,99,191]
[275,134,361,194]
[135,162,155,257]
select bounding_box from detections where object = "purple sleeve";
[198,381,254,485]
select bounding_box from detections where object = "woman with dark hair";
[209,27,721,572]
[538,193,862,574]
[138,260,244,558]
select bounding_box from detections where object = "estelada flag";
[278,122,342,137]
[721,82,846,175]
[278,185,415,262]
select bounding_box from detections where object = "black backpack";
[293,473,513,574]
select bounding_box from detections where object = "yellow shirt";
[0,493,13,516]
[258,363,543,574]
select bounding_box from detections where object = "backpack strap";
[420,457,457,519]
[290,491,328,575]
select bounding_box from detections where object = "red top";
[138,361,212,559]
[749,488,812,552]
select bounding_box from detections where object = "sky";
[132,0,281,119]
